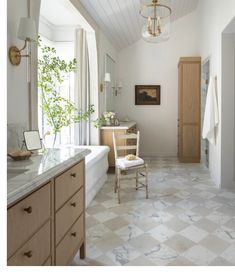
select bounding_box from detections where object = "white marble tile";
[224,218,235,229]
[178,211,202,224]
[214,226,235,244]
[106,244,141,265]
[218,191,235,199]
[175,190,192,199]
[149,224,176,242]
[93,211,118,223]
[102,199,121,209]
[197,191,216,199]
[165,234,195,253]
[176,199,199,210]
[206,211,231,225]
[200,235,230,254]
[134,217,160,232]
[165,217,189,232]
[86,243,103,259]
[191,206,212,216]
[74,157,235,266]
[220,244,235,264]
[194,218,219,232]
[149,211,173,223]
[115,224,144,242]
[87,224,112,243]
[124,255,155,266]
[152,200,172,210]
[180,225,208,243]
[204,200,223,210]
[144,244,178,266]
[216,206,235,217]
[182,245,216,265]
[209,257,233,266]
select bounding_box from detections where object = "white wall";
[7,0,29,126]
[69,0,118,117]
[196,0,235,188]
[221,32,235,189]
[7,0,41,131]
[116,11,199,156]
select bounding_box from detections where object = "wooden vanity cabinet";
[101,124,137,167]
[54,159,85,265]
[7,159,85,266]
[7,183,52,266]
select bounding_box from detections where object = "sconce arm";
[9,39,31,65]
[19,39,28,52]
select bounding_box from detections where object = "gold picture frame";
[135,85,161,105]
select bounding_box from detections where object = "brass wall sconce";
[9,17,37,66]
[112,81,123,96]
[100,73,111,92]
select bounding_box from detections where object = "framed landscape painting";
[135,85,161,105]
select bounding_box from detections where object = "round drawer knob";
[71,232,77,237]
[24,250,33,258]
[70,202,76,207]
[70,173,76,178]
[24,206,32,214]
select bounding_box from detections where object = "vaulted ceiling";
[79,0,199,50]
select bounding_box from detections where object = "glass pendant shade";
[140,0,171,43]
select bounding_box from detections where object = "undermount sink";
[7,168,29,178]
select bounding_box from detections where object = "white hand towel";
[202,76,219,145]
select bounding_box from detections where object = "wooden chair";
[112,131,149,204]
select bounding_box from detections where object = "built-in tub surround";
[80,145,110,207]
[7,147,90,206]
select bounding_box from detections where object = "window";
[38,36,75,147]
[38,0,98,147]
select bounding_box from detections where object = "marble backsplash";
[7,123,28,152]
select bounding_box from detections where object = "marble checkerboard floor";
[72,158,235,266]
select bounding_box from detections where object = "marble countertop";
[100,121,136,130]
[7,147,91,207]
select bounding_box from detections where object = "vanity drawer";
[8,220,51,266]
[55,161,84,210]
[55,188,84,245]
[56,215,84,266]
[7,183,51,258]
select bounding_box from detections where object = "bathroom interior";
[5,0,235,268]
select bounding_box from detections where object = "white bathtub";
[79,145,110,207]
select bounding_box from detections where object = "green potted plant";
[38,37,94,146]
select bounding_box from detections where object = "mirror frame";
[105,53,116,112]
[23,130,42,151]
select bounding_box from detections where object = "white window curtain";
[74,28,91,145]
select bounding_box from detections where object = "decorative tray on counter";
[8,150,32,161]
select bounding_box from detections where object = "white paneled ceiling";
[40,0,93,31]
[79,0,199,50]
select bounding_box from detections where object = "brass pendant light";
[140,0,172,43]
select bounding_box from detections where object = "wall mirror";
[105,54,116,112]
[23,130,42,151]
